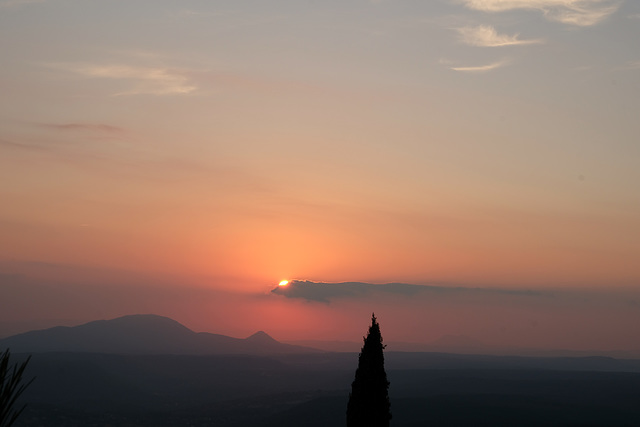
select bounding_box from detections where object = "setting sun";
[278,280,289,287]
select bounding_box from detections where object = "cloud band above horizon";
[271,280,543,303]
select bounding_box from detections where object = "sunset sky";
[1,0,639,352]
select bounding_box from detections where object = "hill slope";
[0,314,319,355]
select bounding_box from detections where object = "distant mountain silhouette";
[0,314,320,355]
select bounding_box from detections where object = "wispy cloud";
[627,60,640,69]
[457,25,544,47]
[0,138,49,152]
[48,55,327,98]
[461,0,620,26]
[37,123,125,133]
[451,59,510,72]
[56,63,197,96]
[617,60,640,70]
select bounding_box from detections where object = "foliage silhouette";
[0,349,34,427]
[347,313,391,427]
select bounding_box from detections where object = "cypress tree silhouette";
[347,313,391,427]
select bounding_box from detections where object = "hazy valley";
[3,315,640,426]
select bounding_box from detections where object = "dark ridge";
[0,315,320,355]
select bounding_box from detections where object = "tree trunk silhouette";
[347,313,391,427]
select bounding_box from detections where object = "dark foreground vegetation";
[9,351,640,427]
[1,349,33,427]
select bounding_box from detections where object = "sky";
[1,0,639,353]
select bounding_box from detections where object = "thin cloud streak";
[53,63,197,96]
[271,280,544,303]
[37,123,125,133]
[457,25,544,47]
[451,59,510,72]
[616,60,640,70]
[461,0,620,26]
[0,138,49,152]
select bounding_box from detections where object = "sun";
[278,280,289,287]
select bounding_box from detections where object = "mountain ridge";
[0,314,321,355]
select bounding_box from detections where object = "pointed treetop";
[363,312,384,349]
[347,313,391,427]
